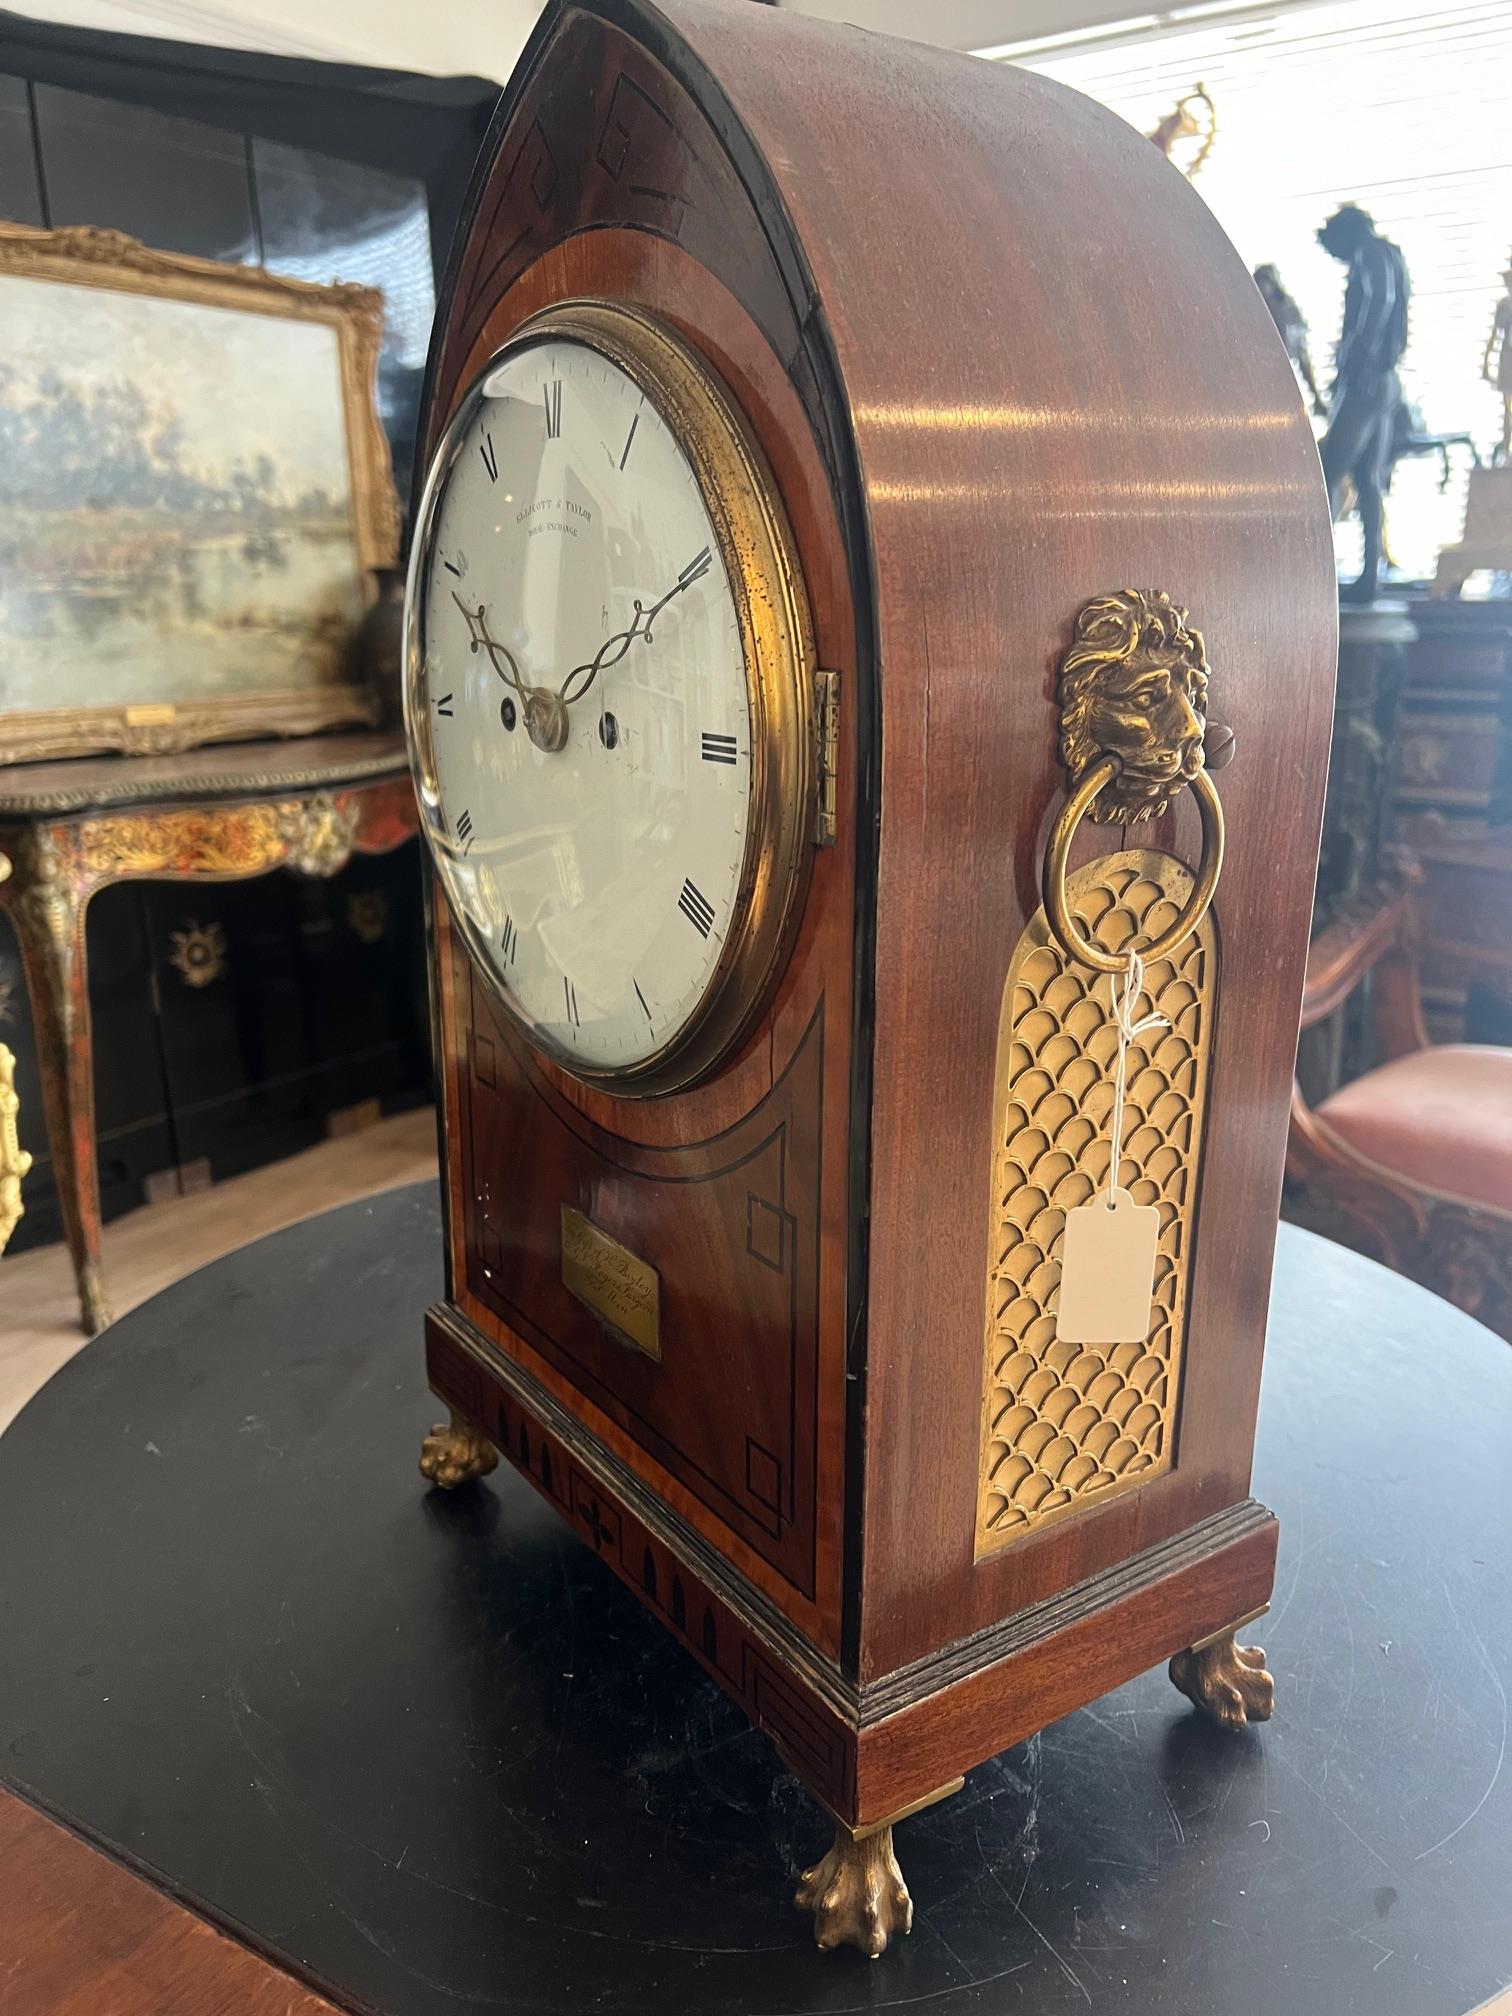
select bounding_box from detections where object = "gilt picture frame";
[0,223,400,765]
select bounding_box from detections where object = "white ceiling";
[782,0,1160,51]
[12,0,1153,77]
[12,0,544,71]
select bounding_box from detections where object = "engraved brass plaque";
[560,1206,661,1360]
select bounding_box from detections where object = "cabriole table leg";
[4,829,109,1334]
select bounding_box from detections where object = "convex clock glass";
[405,302,815,1092]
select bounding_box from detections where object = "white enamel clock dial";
[408,321,763,1081]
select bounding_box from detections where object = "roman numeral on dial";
[435,693,454,717]
[563,975,580,1026]
[480,432,498,482]
[501,915,517,964]
[543,379,562,439]
[455,808,473,849]
[701,732,737,765]
[678,878,716,938]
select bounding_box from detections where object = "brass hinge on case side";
[814,667,840,848]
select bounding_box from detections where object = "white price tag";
[1055,1185,1159,1344]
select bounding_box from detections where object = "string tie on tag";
[1106,950,1168,1209]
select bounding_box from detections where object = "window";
[1001,1,1512,580]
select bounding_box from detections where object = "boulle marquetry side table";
[0,732,417,1332]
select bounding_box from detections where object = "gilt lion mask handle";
[1042,589,1227,975]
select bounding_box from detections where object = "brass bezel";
[404,300,818,1097]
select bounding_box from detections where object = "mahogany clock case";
[413,0,1336,1838]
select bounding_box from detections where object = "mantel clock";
[404,0,1336,1954]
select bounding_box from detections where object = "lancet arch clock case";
[405,0,1336,1953]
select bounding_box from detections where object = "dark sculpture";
[1482,259,1512,463]
[1254,264,1325,416]
[1317,204,1411,603]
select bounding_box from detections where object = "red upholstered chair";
[1287,866,1512,1340]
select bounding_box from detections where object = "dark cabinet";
[0,26,494,1255]
[4,842,430,1254]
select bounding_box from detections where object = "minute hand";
[557,547,712,708]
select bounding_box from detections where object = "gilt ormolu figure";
[1147,82,1216,180]
[0,851,30,1259]
[1316,204,1411,602]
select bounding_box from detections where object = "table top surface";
[0,1185,1508,2016]
[0,731,408,818]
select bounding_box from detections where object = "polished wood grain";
[462,968,827,1593]
[659,0,1335,1676]
[427,1300,863,1815]
[435,875,849,1646]
[0,1785,342,2015]
[423,27,863,1657]
[419,0,1336,1833]
[429,1296,1279,1827]
[852,1507,1277,1822]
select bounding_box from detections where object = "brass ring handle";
[1043,754,1225,975]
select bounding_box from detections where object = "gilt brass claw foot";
[419,1411,498,1488]
[1169,1630,1274,1729]
[795,1823,913,1957]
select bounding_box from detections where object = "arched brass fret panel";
[974,851,1216,1559]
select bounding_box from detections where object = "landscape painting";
[0,232,395,762]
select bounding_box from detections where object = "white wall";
[12,0,1152,78]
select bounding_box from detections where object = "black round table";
[2,1185,1509,2016]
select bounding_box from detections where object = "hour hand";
[453,592,527,696]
